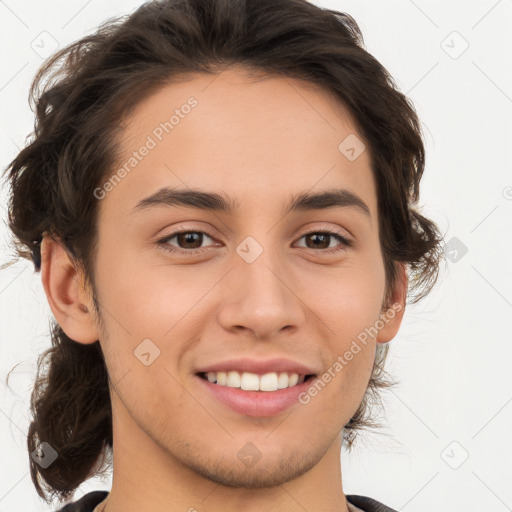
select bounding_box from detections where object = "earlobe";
[376,263,408,344]
[40,236,99,344]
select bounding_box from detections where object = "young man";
[4,1,442,511]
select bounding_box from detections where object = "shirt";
[54,491,398,511]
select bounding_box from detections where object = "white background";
[1,1,511,511]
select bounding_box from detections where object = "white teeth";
[260,372,278,391]
[277,372,289,389]
[241,372,260,391]
[288,373,299,387]
[203,371,306,391]
[227,370,241,388]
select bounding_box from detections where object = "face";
[88,66,400,487]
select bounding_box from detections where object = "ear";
[40,235,99,344]
[376,262,408,344]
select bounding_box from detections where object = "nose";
[216,243,306,340]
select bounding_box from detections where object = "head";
[3,0,443,504]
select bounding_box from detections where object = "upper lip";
[196,357,318,376]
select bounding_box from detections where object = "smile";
[196,371,318,417]
[198,370,315,391]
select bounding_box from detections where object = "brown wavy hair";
[2,0,444,505]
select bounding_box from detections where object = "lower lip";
[196,374,316,417]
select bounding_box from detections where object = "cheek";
[94,248,214,365]
[312,261,386,342]
[94,243,180,326]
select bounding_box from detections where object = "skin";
[41,66,407,512]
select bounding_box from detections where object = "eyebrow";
[131,186,371,218]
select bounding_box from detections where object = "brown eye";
[159,230,217,255]
[295,230,352,254]
[175,232,204,249]
[304,233,331,249]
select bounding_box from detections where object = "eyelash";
[157,228,352,256]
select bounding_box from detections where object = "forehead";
[100,66,377,222]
